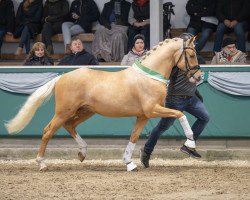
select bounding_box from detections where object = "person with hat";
[140,33,210,168]
[211,37,247,64]
[121,34,147,65]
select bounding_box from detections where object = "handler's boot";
[140,148,151,168]
[180,145,201,158]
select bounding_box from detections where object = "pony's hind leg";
[36,115,66,171]
[123,116,148,171]
[63,111,94,162]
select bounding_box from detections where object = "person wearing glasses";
[211,37,247,64]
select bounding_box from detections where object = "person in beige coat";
[211,37,247,64]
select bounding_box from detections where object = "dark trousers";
[213,21,248,52]
[187,26,213,52]
[41,22,62,47]
[19,25,31,54]
[0,30,6,54]
[127,25,150,52]
[144,95,210,154]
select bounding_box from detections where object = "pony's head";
[139,34,202,83]
[173,34,201,83]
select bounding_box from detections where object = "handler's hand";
[224,19,231,28]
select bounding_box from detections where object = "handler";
[140,33,210,168]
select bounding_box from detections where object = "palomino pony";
[5,37,201,171]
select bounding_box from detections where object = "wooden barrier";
[1,29,249,61]
[3,33,94,43]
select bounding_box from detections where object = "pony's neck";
[140,39,182,80]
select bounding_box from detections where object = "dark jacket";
[99,0,131,27]
[216,0,249,22]
[131,0,149,22]
[58,49,98,65]
[186,0,217,30]
[69,0,100,33]
[0,0,15,32]
[42,0,69,25]
[23,56,54,66]
[14,0,43,38]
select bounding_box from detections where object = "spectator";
[186,0,218,52]
[23,42,54,65]
[92,0,131,62]
[58,36,98,65]
[0,0,15,59]
[121,34,147,65]
[41,0,69,55]
[211,37,247,64]
[127,0,150,51]
[14,0,43,55]
[62,0,100,54]
[213,0,249,52]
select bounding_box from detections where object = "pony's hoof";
[78,152,86,162]
[126,161,137,172]
[39,166,48,172]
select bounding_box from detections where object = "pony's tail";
[5,76,61,134]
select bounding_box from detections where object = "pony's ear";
[187,36,197,46]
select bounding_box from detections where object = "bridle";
[175,39,201,78]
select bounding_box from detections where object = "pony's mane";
[141,37,182,61]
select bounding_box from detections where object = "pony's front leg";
[123,117,148,171]
[150,104,196,148]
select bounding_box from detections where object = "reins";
[175,40,201,79]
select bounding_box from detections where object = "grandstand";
[1,0,249,65]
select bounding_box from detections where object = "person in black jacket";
[140,33,210,168]
[41,0,69,55]
[0,0,15,58]
[61,0,100,54]
[92,0,131,62]
[186,0,217,52]
[23,42,54,65]
[127,0,150,51]
[58,36,98,65]
[213,0,249,52]
[14,0,43,55]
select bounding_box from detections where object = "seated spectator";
[0,0,15,59]
[41,0,69,55]
[14,0,43,55]
[211,37,247,64]
[127,0,150,51]
[186,0,218,52]
[213,0,249,53]
[121,34,147,65]
[58,36,98,65]
[23,42,54,65]
[92,0,131,62]
[62,0,100,54]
